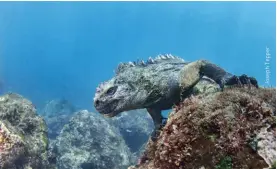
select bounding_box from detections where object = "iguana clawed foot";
[151,125,162,141]
[150,118,168,141]
[220,74,258,89]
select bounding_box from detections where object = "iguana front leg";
[179,60,258,91]
[147,108,164,141]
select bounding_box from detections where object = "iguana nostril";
[95,100,100,106]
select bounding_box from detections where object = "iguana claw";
[222,74,258,88]
[151,126,161,141]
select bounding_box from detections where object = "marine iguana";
[93,54,258,139]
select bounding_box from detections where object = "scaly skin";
[93,54,258,140]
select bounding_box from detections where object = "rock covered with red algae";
[128,87,276,169]
[0,93,54,169]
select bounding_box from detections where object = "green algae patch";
[270,161,276,169]
[207,134,217,142]
[215,156,232,169]
[42,132,48,149]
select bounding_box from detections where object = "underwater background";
[0,1,276,112]
[0,2,275,169]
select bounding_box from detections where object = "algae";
[215,156,232,169]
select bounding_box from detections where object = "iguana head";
[93,77,142,117]
[94,59,149,117]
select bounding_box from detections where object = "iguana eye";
[106,86,117,95]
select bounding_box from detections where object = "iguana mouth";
[103,112,118,118]
[96,100,119,117]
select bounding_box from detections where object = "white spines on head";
[147,57,154,64]
[128,61,135,66]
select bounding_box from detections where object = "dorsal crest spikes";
[96,81,108,93]
[115,54,185,75]
[128,62,135,66]
[147,57,155,64]
[115,62,133,75]
[161,55,166,59]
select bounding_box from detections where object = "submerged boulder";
[55,110,132,169]
[0,93,52,169]
[110,110,154,163]
[110,110,154,152]
[129,87,276,169]
[41,99,76,117]
[40,99,76,139]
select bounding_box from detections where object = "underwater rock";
[40,99,76,139]
[129,87,276,169]
[110,110,154,163]
[110,110,154,152]
[47,139,59,168]
[0,93,52,169]
[55,110,132,169]
[41,99,76,117]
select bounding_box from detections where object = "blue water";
[0,2,275,111]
